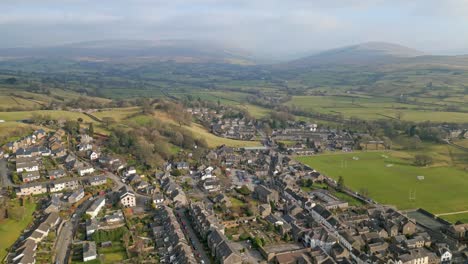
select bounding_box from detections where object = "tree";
[414,154,433,167]
[171,169,182,177]
[102,117,115,129]
[82,214,92,220]
[4,77,17,85]
[337,176,345,191]
[88,123,94,136]
[236,185,251,196]
[395,111,404,121]
[252,236,264,249]
[64,120,80,135]
[359,188,369,197]
[141,99,154,115]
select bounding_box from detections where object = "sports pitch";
[297,151,468,215]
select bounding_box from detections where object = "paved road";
[54,197,93,264]
[176,208,211,264]
[102,171,150,200]
[0,158,14,187]
[55,221,74,264]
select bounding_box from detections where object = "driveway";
[0,158,16,187]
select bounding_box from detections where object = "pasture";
[148,111,262,148]
[296,151,468,215]
[286,95,468,123]
[92,107,140,121]
[183,123,261,148]
[0,110,94,123]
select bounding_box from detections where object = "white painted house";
[78,166,95,176]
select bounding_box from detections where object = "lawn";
[296,151,468,214]
[0,200,37,261]
[230,197,246,208]
[98,242,127,264]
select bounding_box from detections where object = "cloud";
[0,13,121,25]
[0,0,467,55]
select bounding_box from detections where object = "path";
[436,210,468,216]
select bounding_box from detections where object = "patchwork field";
[0,95,44,110]
[297,151,468,215]
[286,95,468,123]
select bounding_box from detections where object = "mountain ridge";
[284,41,426,68]
[0,39,254,64]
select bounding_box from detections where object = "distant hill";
[285,42,425,67]
[0,39,254,64]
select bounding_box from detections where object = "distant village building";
[16,183,48,196]
[78,166,95,176]
[83,241,97,262]
[68,188,85,203]
[119,187,136,207]
[86,197,105,219]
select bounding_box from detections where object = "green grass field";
[92,107,140,121]
[0,95,44,109]
[296,151,468,214]
[183,123,261,148]
[286,95,468,123]
[0,200,36,261]
[440,212,468,224]
[0,122,36,144]
[0,110,95,123]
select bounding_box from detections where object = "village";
[0,114,467,264]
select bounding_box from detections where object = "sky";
[1,0,468,56]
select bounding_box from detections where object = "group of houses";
[11,213,61,264]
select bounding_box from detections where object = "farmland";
[0,110,95,123]
[285,95,468,123]
[0,106,260,149]
[296,150,468,216]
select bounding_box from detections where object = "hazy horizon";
[2,0,468,57]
